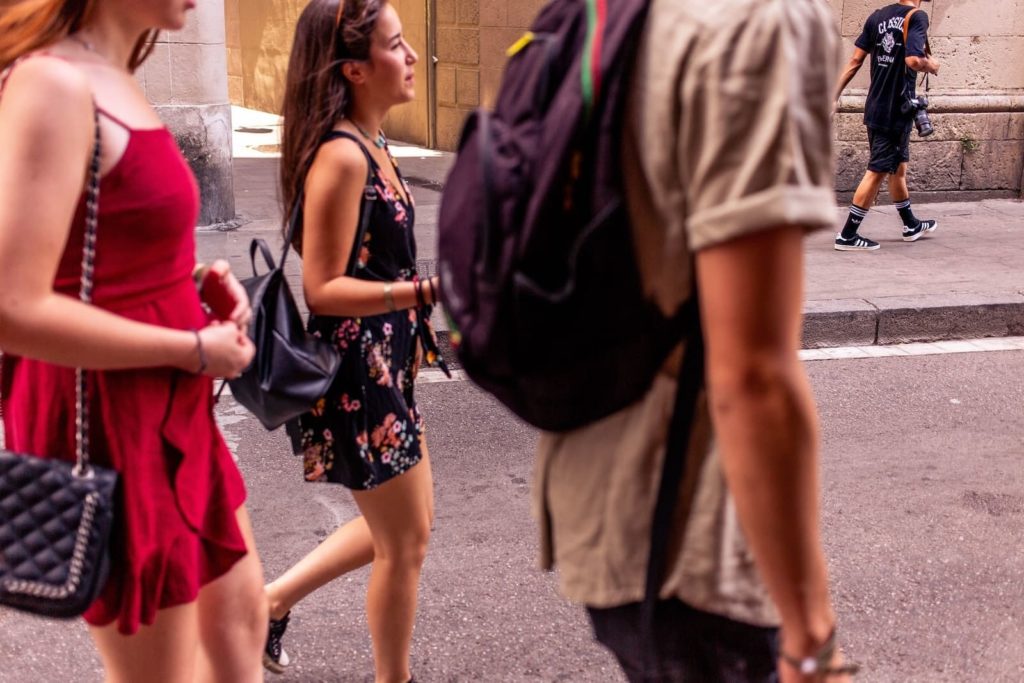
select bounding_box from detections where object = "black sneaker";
[263,612,291,674]
[903,219,937,242]
[834,233,880,251]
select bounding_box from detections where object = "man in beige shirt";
[534,0,855,680]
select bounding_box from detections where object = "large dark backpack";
[437,0,688,432]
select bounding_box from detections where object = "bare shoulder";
[4,55,92,105]
[1,55,93,130]
[305,133,371,201]
[314,133,370,177]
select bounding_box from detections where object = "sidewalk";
[212,112,1024,351]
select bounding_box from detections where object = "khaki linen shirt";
[533,0,841,627]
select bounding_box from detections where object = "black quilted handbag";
[227,133,376,430]
[0,103,119,618]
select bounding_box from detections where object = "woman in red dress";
[0,1,266,680]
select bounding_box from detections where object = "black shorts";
[867,124,912,174]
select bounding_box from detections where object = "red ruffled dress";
[0,115,248,635]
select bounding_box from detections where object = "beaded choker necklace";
[352,120,387,150]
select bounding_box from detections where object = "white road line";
[416,337,1024,382]
[799,336,1024,362]
[201,337,1024,401]
[417,368,469,383]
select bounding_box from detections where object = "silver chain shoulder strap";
[72,107,101,477]
[0,58,99,470]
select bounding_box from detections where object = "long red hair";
[0,0,157,71]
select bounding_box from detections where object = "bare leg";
[265,515,375,620]
[89,602,199,683]
[352,449,434,683]
[887,162,909,202]
[195,505,269,683]
[852,169,887,209]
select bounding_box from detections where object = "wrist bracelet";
[192,329,208,375]
[780,629,860,678]
[383,282,396,312]
[414,279,425,309]
[424,277,434,306]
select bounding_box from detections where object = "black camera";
[902,95,934,137]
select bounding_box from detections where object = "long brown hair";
[280,0,384,249]
[0,0,158,71]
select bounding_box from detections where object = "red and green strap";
[581,0,606,118]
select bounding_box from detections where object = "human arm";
[905,11,938,74]
[0,59,252,377]
[833,48,868,105]
[905,54,938,74]
[679,4,849,679]
[300,137,438,317]
[696,228,848,681]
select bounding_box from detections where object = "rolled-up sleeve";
[680,0,841,252]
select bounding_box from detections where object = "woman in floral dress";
[260,1,446,681]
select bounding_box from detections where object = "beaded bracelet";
[192,329,208,375]
[779,629,860,678]
[414,279,426,308]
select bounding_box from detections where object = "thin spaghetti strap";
[95,107,133,131]
[322,130,379,168]
[384,141,409,184]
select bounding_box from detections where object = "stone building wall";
[828,0,1024,199]
[224,0,431,146]
[223,0,1023,197]
[140,1,235,225]
[434,0,545,148]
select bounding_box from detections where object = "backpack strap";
[320,131,379,276]
[640,295,704,652]
[281,130,378,275]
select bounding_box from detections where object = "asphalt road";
[2,349,1023,682]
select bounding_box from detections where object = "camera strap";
[902,8,931,56]
[903,7,931,95]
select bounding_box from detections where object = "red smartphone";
[201,268,238,320]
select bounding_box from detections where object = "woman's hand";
[205,259,253,332]
[196,321,255,378]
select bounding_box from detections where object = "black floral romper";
[297,132,447,490]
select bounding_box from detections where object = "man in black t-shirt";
[833,0,941,251]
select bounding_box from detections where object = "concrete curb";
[803,293,1024,348]
[430,292,1024,369]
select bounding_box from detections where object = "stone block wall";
[140,1,235,226]
[223,0,546,150]
[224,0,301,116]
[434,0,544,148]
[221,0,1023,196]
[435,0,482,148]
[225,0,430,146]
[829,0,1024,199]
